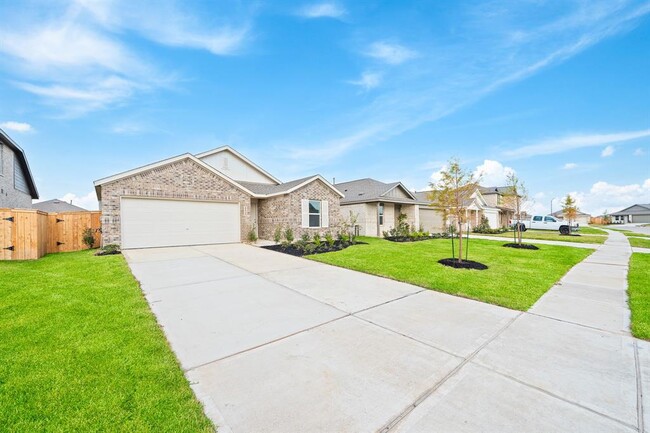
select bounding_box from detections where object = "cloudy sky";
[1,0,649,215]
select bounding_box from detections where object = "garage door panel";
[121,198,240,249]
[420,208,444,233]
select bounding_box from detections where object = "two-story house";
[0,129,39,208]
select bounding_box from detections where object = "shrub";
[301,233,311,243]
[284,228,294,244]
[248,226,258,242]
[324,232,335,247]
[94,244,121,256]
[303,243,317,255]
[273,226,282,244]
[473,215,491,233]
[395,213,410,237]
[82,227,95,249]
[313,233,321,247]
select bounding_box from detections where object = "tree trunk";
[457,219,463,263]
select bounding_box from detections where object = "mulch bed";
[503,243,539,250]
[438,258,488,270]
[262,241,365,257]
[385,235,449,243]
[559,233,582,237]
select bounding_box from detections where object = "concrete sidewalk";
[124,233,645,433]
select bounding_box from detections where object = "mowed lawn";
[629,237,650,249]
[628,253,650,340]
[477,229,606,244]
[0,251,213,433]
[310,237,593,310]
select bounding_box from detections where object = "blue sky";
[0,0,649,215]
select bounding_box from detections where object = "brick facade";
[258,179,343,240]
[99,158,252,246]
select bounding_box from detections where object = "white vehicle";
[509,215,580,234]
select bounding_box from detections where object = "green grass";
[310,237,593,311]
[575,226,608,235]
[628,253,650,340]
[0,251,214,433]
[629,237,650,249]
[595,226,650,238]
[476,229,606,244]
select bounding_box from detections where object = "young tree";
[429,159,479,263]
[503,173,528,245]
[562,194,578,234]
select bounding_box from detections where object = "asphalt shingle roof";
[32,199,87,212]
[238,176,317,196]
[611,204,650,216]
[335,178,416,204]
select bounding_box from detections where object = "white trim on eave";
[381,182,417,201]
[93,153,257,200]
[195,145,282,184]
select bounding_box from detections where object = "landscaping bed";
[0,251,214,432]
[384,233,450,243]
[503,243,539,250]
[262,240,363,257]
[309,236,593,310]
[438,258,488,270]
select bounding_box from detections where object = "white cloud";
[298,3,347,19]
[0,1,250,115]
[473,160,516,186]
[504,129,650,159]
[60,191,99,211]
[562,162,578,169]
[365,41,417,65]
[634,147,646,156]
[348,71,382,90]
[429,163,449,186]
[560,179,650,215]
[0,121,33,133]
[601,145,615,157]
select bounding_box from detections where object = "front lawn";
[476,229,606,244]
[0,251,213,433]
[629,237,650,249]
[576,226,608,235]
[628,253,650,340]
[310,237,593,310]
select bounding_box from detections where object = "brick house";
[94,146,343,249]
[0,128,39,208]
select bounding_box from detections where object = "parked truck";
[509,215,580,234]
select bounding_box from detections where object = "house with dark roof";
[0,128,39,208]
[478,186,517,227]
[335,178,419,236]
[551,209,591,226]
[610,204,650,224]
[94,146,343,248]
[32,199,87,213]
[415,188,502,233]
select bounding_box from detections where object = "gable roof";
[32,199,87,212]
[551,209,591,218]
[336,178,417,204]
[611,204,650,216]
[94,154,343,200]
[93,153,257,200]
[239,175,344,198]
[479,186,511,195]
[0,128,39,199]
[416,188,496,210]
[195,145,281,184]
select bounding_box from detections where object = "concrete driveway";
[124,243,645,433]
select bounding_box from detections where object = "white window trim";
[308,199,321,228]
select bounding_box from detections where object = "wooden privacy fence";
[0,209,101,260]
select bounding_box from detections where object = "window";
[533,215,542,222]
[544,216,556,222]
[379,202,384,225]
[308,200,321,228]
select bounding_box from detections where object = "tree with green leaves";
[503,173,528,245]
[562,194,578,234]
[429,159,479,263]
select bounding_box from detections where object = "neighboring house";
[0,128,39,208]
[416,188,501,232]
[478,186,516,228]
[94,146,343,249]
[335,178,419,236]
[551,210,591,226]
[32,199,87,213]
[610,204,650,224]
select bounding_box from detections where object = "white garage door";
[121,198,240,249]
[484,210,499,229]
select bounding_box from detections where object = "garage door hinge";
[4,246,14,251]
[56,241,65,246]
[2,217,13,222]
